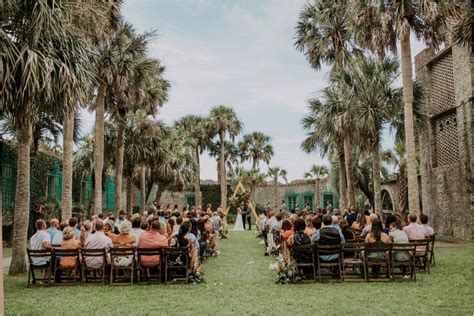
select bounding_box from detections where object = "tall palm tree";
[107,23,169,214]
[336,56,401,213]
[381,140,409,213]
[175,115,209,208]
[304,164,329,209]
[206,106,242,211]
[239,132,274,169]
[301,97,348,209]
[1,0,108,275]
[353,0,461,214]
[267,167,288,209]
[295,0,359,208]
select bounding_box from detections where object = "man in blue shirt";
[46,218,60,240]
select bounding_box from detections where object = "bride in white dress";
[234,207,244,231]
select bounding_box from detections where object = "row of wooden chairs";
[289,239,432,283]
[26,246,189,287]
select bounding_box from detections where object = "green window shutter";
[106,178,115,211]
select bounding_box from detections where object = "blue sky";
[81,0,427,181]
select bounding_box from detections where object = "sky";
[80,0,427,181]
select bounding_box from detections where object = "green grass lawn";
[3,246,11,259]
[4,230,474,316]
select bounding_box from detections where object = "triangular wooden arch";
[224,180,259,221]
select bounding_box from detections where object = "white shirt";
[29,230,51,265]
[51,231,64,245]
[131,228,144,246]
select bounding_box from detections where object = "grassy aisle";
[4,230,474,315]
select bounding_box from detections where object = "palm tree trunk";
[343,136,356,207]
[219,131,227,210]
[400,33,421,215]
[372,145,382,214]
[155,187,163,205]
[126,177,132,215]
[194,147,201,208]
[61,109,74,220]
[93,83,106,215]
[338,148,347,209]
[114,118,126,215]
[9,122,32,275]
[140,167,146,213]
[274,180,278,210]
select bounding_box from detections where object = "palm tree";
[175,115,209,208]
[107,23,169,215]
[304,164,328,209]
[239,132,274,169]
[241,168,266,201]
[301,96,348,209]
[206,106,242,211]
[295,0,359,208]
[1,0,108,275]
[335,56,401,213]
[382,140,409,214]
[267,167,288,209]
[353,0,461,214]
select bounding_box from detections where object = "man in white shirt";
[114,210,128,232]
[130,214,144,247]
[29,220,52,279]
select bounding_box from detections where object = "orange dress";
[60,239,80,268]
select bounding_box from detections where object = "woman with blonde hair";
[79,220,92,248]
[59,227,80,269]
[106,221,136,267]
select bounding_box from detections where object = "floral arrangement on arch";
[228,191,251,209]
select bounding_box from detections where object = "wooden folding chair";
[315,244,342,282]
[426,235,436,266]
[364,243,392,282]
[391,243,416,282]
[137,248,162,284]
[409,239,430,273]
[53,248,81,285]
[110,247,135,285]
[81,248,108,285]
[341,241,367,282]
[290,243,316,282]
[163,246,189,284]
[27,249,53,287]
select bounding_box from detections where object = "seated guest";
[313,214,344,261]
[68,217,81,240]
[107,221,136,247]
[345,206,357,227]
[30,219,52,264]
[420,214,435,236]
[288,218,311,270]
[187,218,200,253]
[389,222,410,262]
[131,214,144,246]
[351,212,366,234]
[281,220,293,242]
[51,221,68,245]
[339,219,354,241]
[365,218,391,277]
[84,221,113,268]
[114,210,128,232]
[403,214,426,240]
[365,219,391,245]
[79,220,92,249]
[59,227,80,269]
[138,221,169,266]
[360,214,379,238]
[313,214,345,244]
[384,214,397,234]
[304,216,315,237]
[46,218,60,240]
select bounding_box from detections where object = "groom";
[241,202,251,230]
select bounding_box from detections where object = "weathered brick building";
[416,44,474,239]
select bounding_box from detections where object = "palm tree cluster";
[0,1,174,276]
[296,0,462,213]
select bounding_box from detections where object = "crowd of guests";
[257,206,435,281]
[29,205,228,283]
